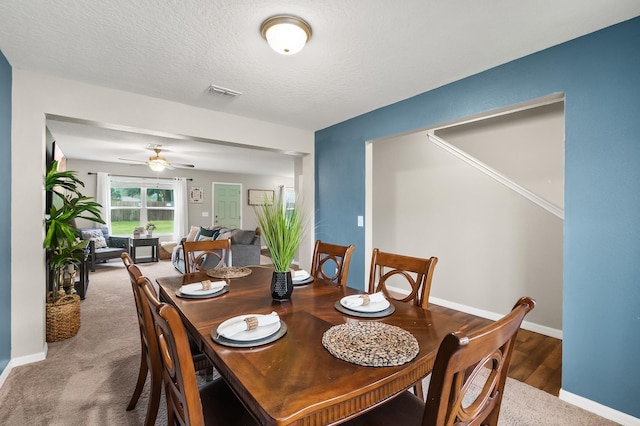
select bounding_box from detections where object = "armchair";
[79,227,130,271]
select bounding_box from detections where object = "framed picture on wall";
[189,186,203,203]
[248,189,274,205]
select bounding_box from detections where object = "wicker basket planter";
[46,294,81,342]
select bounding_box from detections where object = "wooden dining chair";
[121,253,162,426]
[310,240,355,286]
[121,254,214,425]
[368,249,438,400]
[341,297,535,426]
[182,239,232,274]
[140,278,259,426]
[368,248,438,309]
[122,252,134,268]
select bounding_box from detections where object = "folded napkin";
[180,280,225,294]
[292,270,310,281]
[217,312,280,338]
[343,292,386,308]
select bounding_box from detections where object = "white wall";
[372,130,563,332]
[11,69,314,360]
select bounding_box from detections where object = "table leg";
[74,260,89,299]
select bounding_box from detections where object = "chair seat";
[342,391,424,426]
[200,378,259,425]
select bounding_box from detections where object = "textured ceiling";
[1,0,639,175]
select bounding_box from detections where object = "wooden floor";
[429,303,562,396]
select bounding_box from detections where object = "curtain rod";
[87,172,192,181]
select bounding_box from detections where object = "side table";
[130,237,160,263]
[73,258,90,299]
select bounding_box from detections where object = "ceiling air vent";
[207,84,243,97]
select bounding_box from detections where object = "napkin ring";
[201,280,212,290]
[244,316,259,331]
[360,295,371,305]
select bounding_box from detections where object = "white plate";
[180,281,226,296]
[292,270,310,282]
[216,314,281,342]
[340,295,391,313]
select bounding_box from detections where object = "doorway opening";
[365,94,564,337]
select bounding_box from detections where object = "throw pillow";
[197,235,213,241]
[81,229,107,249]
[196,227,220,240]
[186,226,200,242]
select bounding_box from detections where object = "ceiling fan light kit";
[148,158,167,172]
[260,15,312,55]
[119,146,195,171]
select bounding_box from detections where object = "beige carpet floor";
[0,258,619,425]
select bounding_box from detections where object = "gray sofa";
[78,227,130,271]
[172,227,261,274]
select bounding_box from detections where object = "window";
[110,177,175,235]
[284,187,296,212]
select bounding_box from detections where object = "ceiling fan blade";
[118,157,149,164]
[168,162,195,168]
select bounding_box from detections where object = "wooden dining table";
[156,266,467,426]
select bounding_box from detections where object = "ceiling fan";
[119,146,195,171]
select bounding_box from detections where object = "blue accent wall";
[316,17,640,418]
[0,50,12,375]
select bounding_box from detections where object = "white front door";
[213,183,241,229]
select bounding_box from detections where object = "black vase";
[271,271,293,301]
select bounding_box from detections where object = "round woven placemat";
[322,322,419,367]
[206,267,252,279]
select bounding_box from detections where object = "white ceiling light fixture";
[260,15,312,55]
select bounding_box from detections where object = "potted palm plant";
[44,160,104,341]
[253,191,305,300]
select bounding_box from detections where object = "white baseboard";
[428,296,562,339]
[11,344,48,368]
[559,389,640,426]
[0,360,13,390]
[0,344,48,391]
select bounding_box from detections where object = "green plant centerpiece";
[45,161,104,301]
[253,192,305,300]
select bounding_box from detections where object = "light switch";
[202,211,209,217]
[357,216,364,227]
